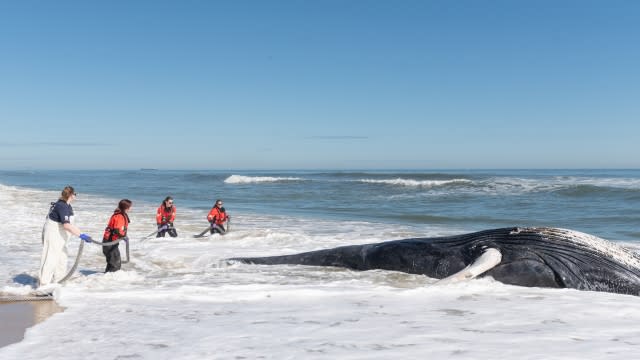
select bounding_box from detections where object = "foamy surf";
[1,169,640,359]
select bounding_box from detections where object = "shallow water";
[1,170,639,358]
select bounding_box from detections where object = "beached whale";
[228,227,640,296]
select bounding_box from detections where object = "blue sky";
[1,1,638,170]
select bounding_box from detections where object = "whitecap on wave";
[224,175,305,184]
[358,178,471,187]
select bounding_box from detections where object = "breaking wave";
[358,178,472,187]
[225,175,306,184]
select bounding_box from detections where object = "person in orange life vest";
[207,199,229,235]
[102,199,132,273]
[156,196,177,237]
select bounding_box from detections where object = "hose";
[57,237,130,284]
[194,219,231,238]
[144,230,158,239]
[0,237,132,302]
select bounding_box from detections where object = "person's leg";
[53,241,69,282]
[168,228,178,237]
[111,245,121,271]
[156,230,166,237]
[211,225,225,235]
[102,243,121,272]
[102,243,112,272]
[39,233,55,286]
[39,221,65,286]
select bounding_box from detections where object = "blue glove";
[79,234,93,243]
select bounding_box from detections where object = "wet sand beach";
[0,301,63,348]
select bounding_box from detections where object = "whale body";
[229,227,640,296]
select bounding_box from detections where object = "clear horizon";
[1,1,639,170]
[3,167,639,172]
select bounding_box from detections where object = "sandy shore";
[0,301,64,348]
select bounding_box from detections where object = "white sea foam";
[487,176,640,193]
[224,175,305,184]
[1,185,639,359]
[553,176,640,189]
[354,175,640,198]
[358,178,471,187]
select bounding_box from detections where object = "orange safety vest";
[156,204,176,225]
[103,211,130,242]
[207,206,228,225]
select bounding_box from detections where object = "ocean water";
[1,169,639,359]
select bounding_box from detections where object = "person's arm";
[55,203,82,236]
[169,207,176,223]
[207,208,216,223]
[156,207,163,224]
[63,222,82,237]
[111,215,126,238]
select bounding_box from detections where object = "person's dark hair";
[60,186,76,201]
[163,196,173,206]
[118,199,133,212]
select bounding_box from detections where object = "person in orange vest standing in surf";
[207,199,230,235]
[102,199,132,272]
[156,196,177,237]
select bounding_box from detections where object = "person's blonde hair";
[60,186,75,201]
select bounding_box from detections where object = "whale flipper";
[437,248,502,285]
